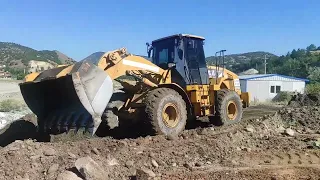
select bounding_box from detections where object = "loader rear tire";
[144,88,187,139]
[215,89,243,126]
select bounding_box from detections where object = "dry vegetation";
[0,99,26,112]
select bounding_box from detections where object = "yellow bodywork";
[185,65,250,116]
[19,47,175,135]
[24,72,40,82]
[23,48,250,118]
[24,48,172,86]
[21,47,250,130]
[19,31,254,139]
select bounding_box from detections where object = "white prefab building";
[239,74,309,103]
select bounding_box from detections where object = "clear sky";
[1,0,319,60]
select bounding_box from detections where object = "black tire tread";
[215,89,243,125]
[144,88,187,137]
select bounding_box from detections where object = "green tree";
[296,48,306,57]
[307,44,317,51]
[286,52,291,58]
[290,49,298,59]
[308,67,320,83]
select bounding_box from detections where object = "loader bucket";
[19,60,113,135]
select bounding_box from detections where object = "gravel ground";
[0,79,319,179]
[0,104,318,180]
[0,80,22,100]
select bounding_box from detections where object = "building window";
[270,86,275,93]
[270,85,281,93]
[276,86,281,93]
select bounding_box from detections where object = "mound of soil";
[279,106,320,133]
[288,93,320,107]
[0,104,319,180]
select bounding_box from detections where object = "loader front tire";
[215,89,243,125]
[144,88,187,138]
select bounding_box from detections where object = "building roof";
[152,34,205,43]
[239,74,309,82]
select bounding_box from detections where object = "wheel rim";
[162,103,179,128]
[227,100,238,120]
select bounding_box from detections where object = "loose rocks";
[285,128,295,136]
[125,160,134,168]
[75,156,107,180]
[136,167,156,179]
[245,125,255,132]
[56,171,82,180]
[47,163,59,174]
[43,148,56,156]
[151,159,159,168]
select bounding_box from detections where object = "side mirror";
[147,46,153,58]
[146,42,153,58]
[168,62,176,68]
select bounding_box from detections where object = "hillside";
[54,50,76,65]
[216,44,320,83]
[205,51,278,73]
[0,42,75,70]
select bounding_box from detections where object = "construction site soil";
[0,101,319,180]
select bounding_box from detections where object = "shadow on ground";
[94,116,218,140]
[0,105,282,145]
[0,119,37,147]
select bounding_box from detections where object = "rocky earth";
[0,80,319,180]
[0,104,319,180]
[288,92,320,107]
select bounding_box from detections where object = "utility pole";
[264,54,267,74]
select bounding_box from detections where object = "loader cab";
[148,34,209,88]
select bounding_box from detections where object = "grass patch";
[0,99,25,112]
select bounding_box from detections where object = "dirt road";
[0,104,319,180]
[0,80,23,101]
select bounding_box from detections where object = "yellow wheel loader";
[19,34,250,138]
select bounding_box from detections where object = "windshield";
[152,38,175,66]
[186,39,206,68]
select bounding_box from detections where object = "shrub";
[0,99,24,112]
[305,83,320,95]
[272,91,292,102]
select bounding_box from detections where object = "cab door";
[185,38,209,85]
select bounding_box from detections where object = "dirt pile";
[279,106,320,133]
[288,93,320,107]
[0,105,319,179]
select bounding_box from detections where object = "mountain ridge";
[0,42,76,69]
